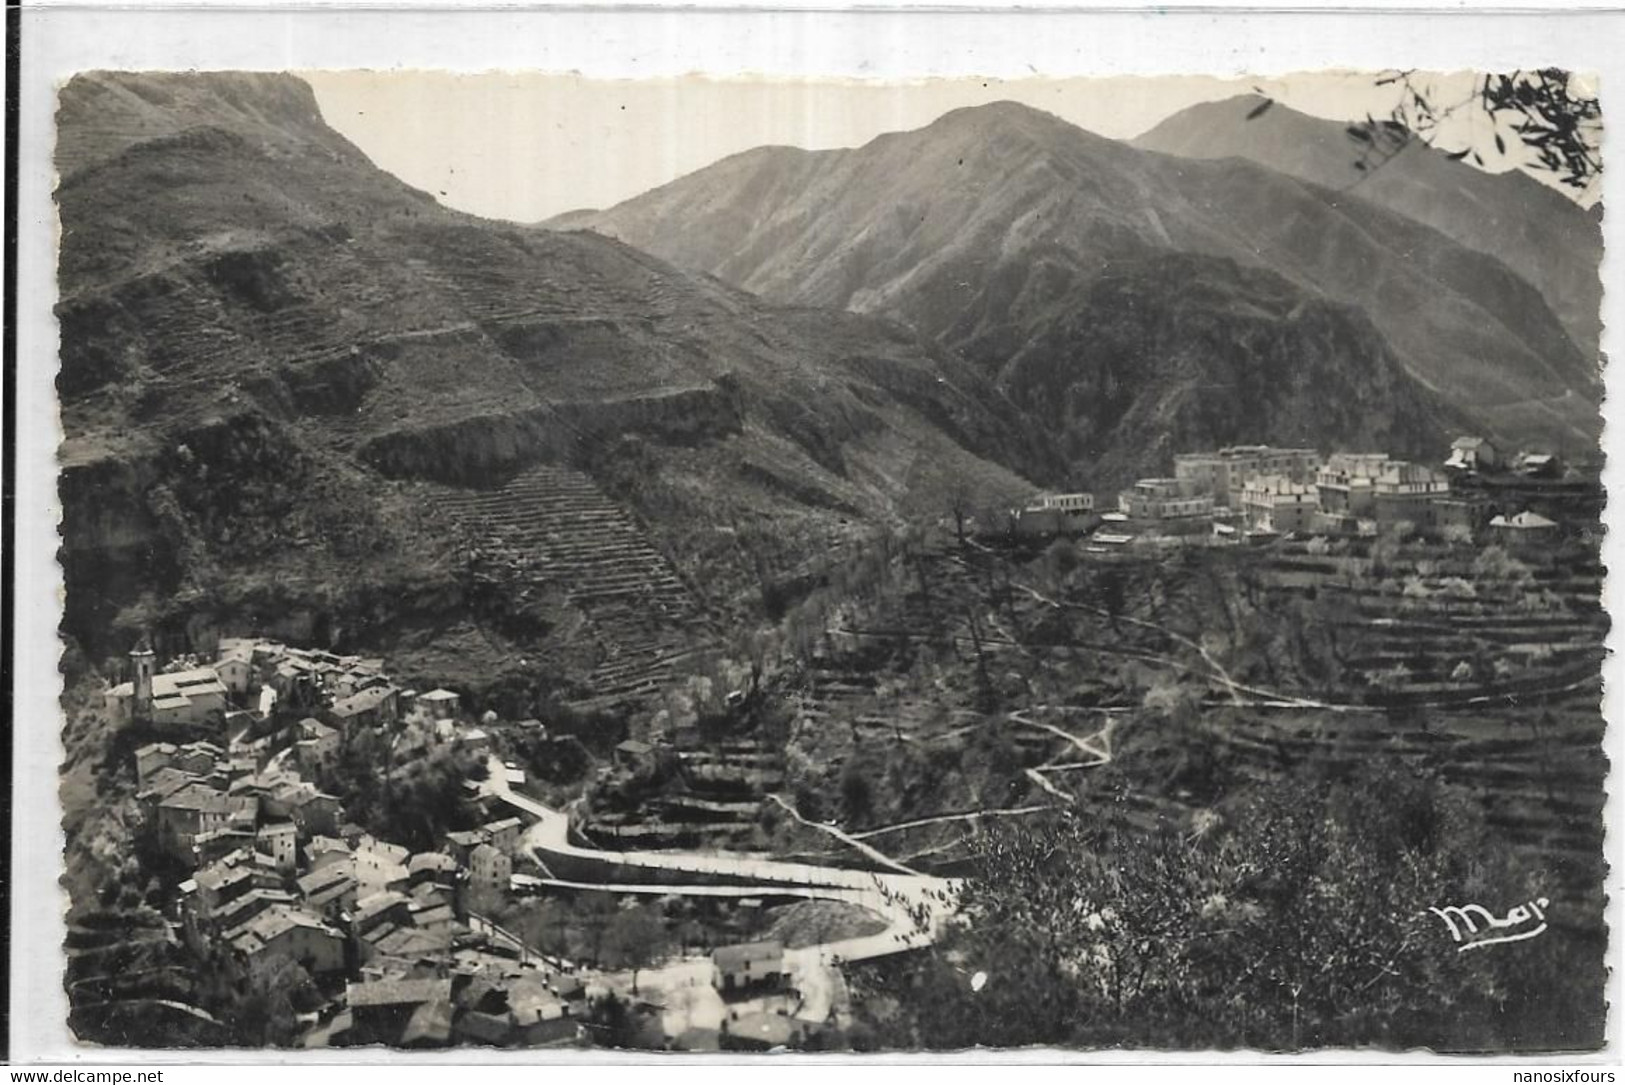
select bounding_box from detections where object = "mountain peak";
[56,71,350,180]
[929,99,1079,138]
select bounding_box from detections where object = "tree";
[736,627,779,703]
[578,892,622,969]
[585,991,639,1049]
[1251,70,1601,200]
[853,765,1581,1051]
[947,480,977,547]
[1040,537,1078,590]
[1388,69,1601,196]
[217,959,314,1047]
[1096,566,1128,632]
[659,893,704,955]
[839,758,875,824]
[376,743,483,852]
[962,604,997,712]
[603,902,672,994]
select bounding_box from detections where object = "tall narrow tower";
[131,640,155,723]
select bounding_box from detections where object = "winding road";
[483,758,967,1039]
[484,757,959,966]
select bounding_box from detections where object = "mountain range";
[56,73,1048,681]
[1135,94,1604,365]
[560,98,1601,471]
[57,76,1605,683]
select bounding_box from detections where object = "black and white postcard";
[10,2,1621,1063]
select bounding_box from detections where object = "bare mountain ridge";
[562,99,1600,458]
[1134,93,1604,364]
[56,72,1049,680]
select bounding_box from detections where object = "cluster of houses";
[136,718,531,983]
[120,635,472,877]
[137,738,342,869]
[112,638,599,1047]
[110,637,845,1051]
[334,967,585,1049]
[107,636,465,735]
[665,939,813,1052]
[139,721,586,1048]
[1007,439,1565,546]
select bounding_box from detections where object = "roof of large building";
[113,667,231,706]
[328,685,398,718]
[356,837,410,862]
[298,717,338,739]
[346,977,452,1009]
[507,979,566,1025]
[374,926,453,959]
[456,1009,514,1045]
[193,861,254,895]
[298,866,358,898]
[712,940,784,972]
[354,890,411,924]
[411,903,457,929]
[159,783,234,815]
[151,668,230,700]
[229,904,338,955]
[419,688,460,702]
[408,852,460,875]
[138,767,200,803]
[401,998,455,1046]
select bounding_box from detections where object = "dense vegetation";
[850,765,1601,1051]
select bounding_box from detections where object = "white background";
[10,0,1625,1068]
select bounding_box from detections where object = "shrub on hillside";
[853,764,1600,1051]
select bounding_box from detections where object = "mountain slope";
[56,73,1050,686]
[562,100,1599,458]
[999,251,1465,483]
[1134,94,1604,364]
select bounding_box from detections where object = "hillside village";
[1006,436,1583,548]
[88,630,938,1051]
[99,638,564,1046]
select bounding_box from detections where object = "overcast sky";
[301,70,1546,223]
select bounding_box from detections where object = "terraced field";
[784,536,1608,898]
[1231,541,1608,924]
[435,463,717,704]
[1206,691,1606,926]
[1253,541,1606,706]
[585,735,788,851]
